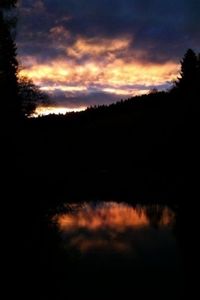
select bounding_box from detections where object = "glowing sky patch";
[32,105,87,117]
[20,56,179,87]
[19,44,179,105]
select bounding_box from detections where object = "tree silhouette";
[18,76,50,117]
[0,0,20,119]
[175,49,198,94]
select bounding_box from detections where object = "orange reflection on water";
[69,236,131,253]
[54,202,174,253]
[56,202,149,232]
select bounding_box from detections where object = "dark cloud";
[18,0,200,62]
[47,82,169,108]
[52,90,120,108]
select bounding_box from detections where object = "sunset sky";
[17,0,200,110]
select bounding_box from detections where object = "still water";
[50,201,182,299]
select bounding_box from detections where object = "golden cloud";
[67,36,131,57]
[19,36,179,98]
[20,59,178,93]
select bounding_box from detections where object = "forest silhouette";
[1,2,199,300]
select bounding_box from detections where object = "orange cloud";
[67,36,131,57]
[105,59,179,85]
[20,58,178,93]
[19,36,179,100]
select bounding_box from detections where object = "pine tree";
[0,0,20,119]
[176,49,198,94]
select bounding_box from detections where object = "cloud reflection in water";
[53,202,175,254]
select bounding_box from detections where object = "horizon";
[31,88,150,117]
[32,105,87,117]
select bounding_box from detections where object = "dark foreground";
[4,91,199,299]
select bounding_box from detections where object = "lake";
[39,201,183,300]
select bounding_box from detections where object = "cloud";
[20,54,178,88]
[67,37,131,58]
[17,0,200,108]
[18,0,200,59]
[47,91,123,108]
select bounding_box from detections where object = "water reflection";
[53,202,175,254]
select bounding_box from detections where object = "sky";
[17,0,200,110]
